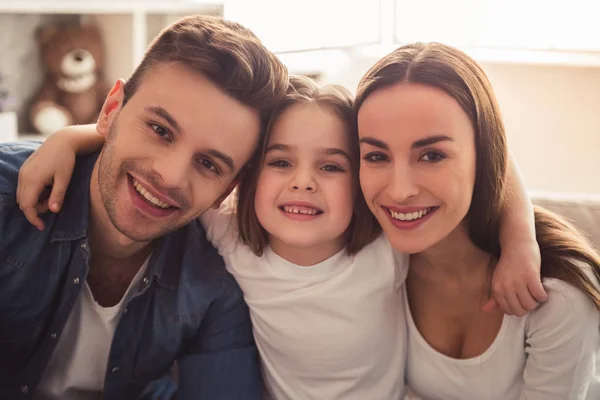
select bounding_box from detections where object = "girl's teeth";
[283,205,319,215]
[133,179,171,209]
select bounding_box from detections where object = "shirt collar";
[48,151,212,290]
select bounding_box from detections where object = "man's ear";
[211,180,239,209]
[97,79,126,137]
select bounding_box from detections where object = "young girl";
[355,42,600,399]
[17,75,544,399]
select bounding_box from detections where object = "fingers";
[17,180,48,227]
[48,170,72,213]
[481,298,498,313]
[516,285,539,312]
[493,294,513,316]
[19,202,45,231]
[503,292,526,316]
[527,278,548,303]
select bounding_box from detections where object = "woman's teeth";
[282,205,320,215]
[389,207,433,221]
[133,179,171,209]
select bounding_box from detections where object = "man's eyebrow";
[206,149,235,172]
[359,137,389,150]
[145,106,181,133]
[321,147,352,163]
[411,135,454,148]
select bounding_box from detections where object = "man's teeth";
[282,205,320,215]
[133,179,171,209]
[389,208,432,221]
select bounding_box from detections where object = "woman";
[356,42,600,399]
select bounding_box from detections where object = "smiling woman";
[355,41,600,400]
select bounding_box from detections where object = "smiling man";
[0,15,287,399]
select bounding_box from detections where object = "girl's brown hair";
[237,75,381,256]
[355,42,600,308]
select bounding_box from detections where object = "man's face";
[95,63,261,242]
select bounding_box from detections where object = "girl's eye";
[149,123,171,139]
[363,152,389,163]
[322,164,344,173]
[268,159,291,168]
[420,151,446,162]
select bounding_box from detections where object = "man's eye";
[150,123,169,138]
[201,159,218,172]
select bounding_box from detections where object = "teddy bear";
[30,24,110,136]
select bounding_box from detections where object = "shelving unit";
[0,1,224,84]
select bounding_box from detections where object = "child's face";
[254,103,355,262]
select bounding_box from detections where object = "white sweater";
[202,206,409,400]
[405,265,600,400]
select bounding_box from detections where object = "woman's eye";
[363,152,389,163]
[268,159,290,168]
[421,152,446,162]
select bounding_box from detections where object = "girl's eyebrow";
[265,143,293,153]
[320,148,351,163]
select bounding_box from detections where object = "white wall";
[307,53,600,194]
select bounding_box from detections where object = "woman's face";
[357,82,477,254]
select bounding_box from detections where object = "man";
[0,15,288,399]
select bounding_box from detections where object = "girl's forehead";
[267,104,352,150]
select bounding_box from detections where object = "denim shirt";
[0,143,261,399]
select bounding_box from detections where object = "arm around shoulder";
[521,274,600,399]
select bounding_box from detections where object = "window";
[224,0,380,53]
[393,0,600,51]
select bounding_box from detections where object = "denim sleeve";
[0,142,40,239]
[177,285,261,400]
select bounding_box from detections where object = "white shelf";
[0,1,225,84]
[0,1,222,14]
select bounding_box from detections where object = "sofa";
[530,190,600,251]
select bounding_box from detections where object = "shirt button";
[123,308,128,314]
[73,277,80,284]
[81,243,87,251]
[50,333,57,339]
[21,385,28,393]
[142,277,149,285]
[111,367,120,374]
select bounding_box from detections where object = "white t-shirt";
[34,258,150,400]
[203,206,409,400]
[405,264,600,400]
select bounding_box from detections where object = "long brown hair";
[355,42,600,308]
[237,75,381,256]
